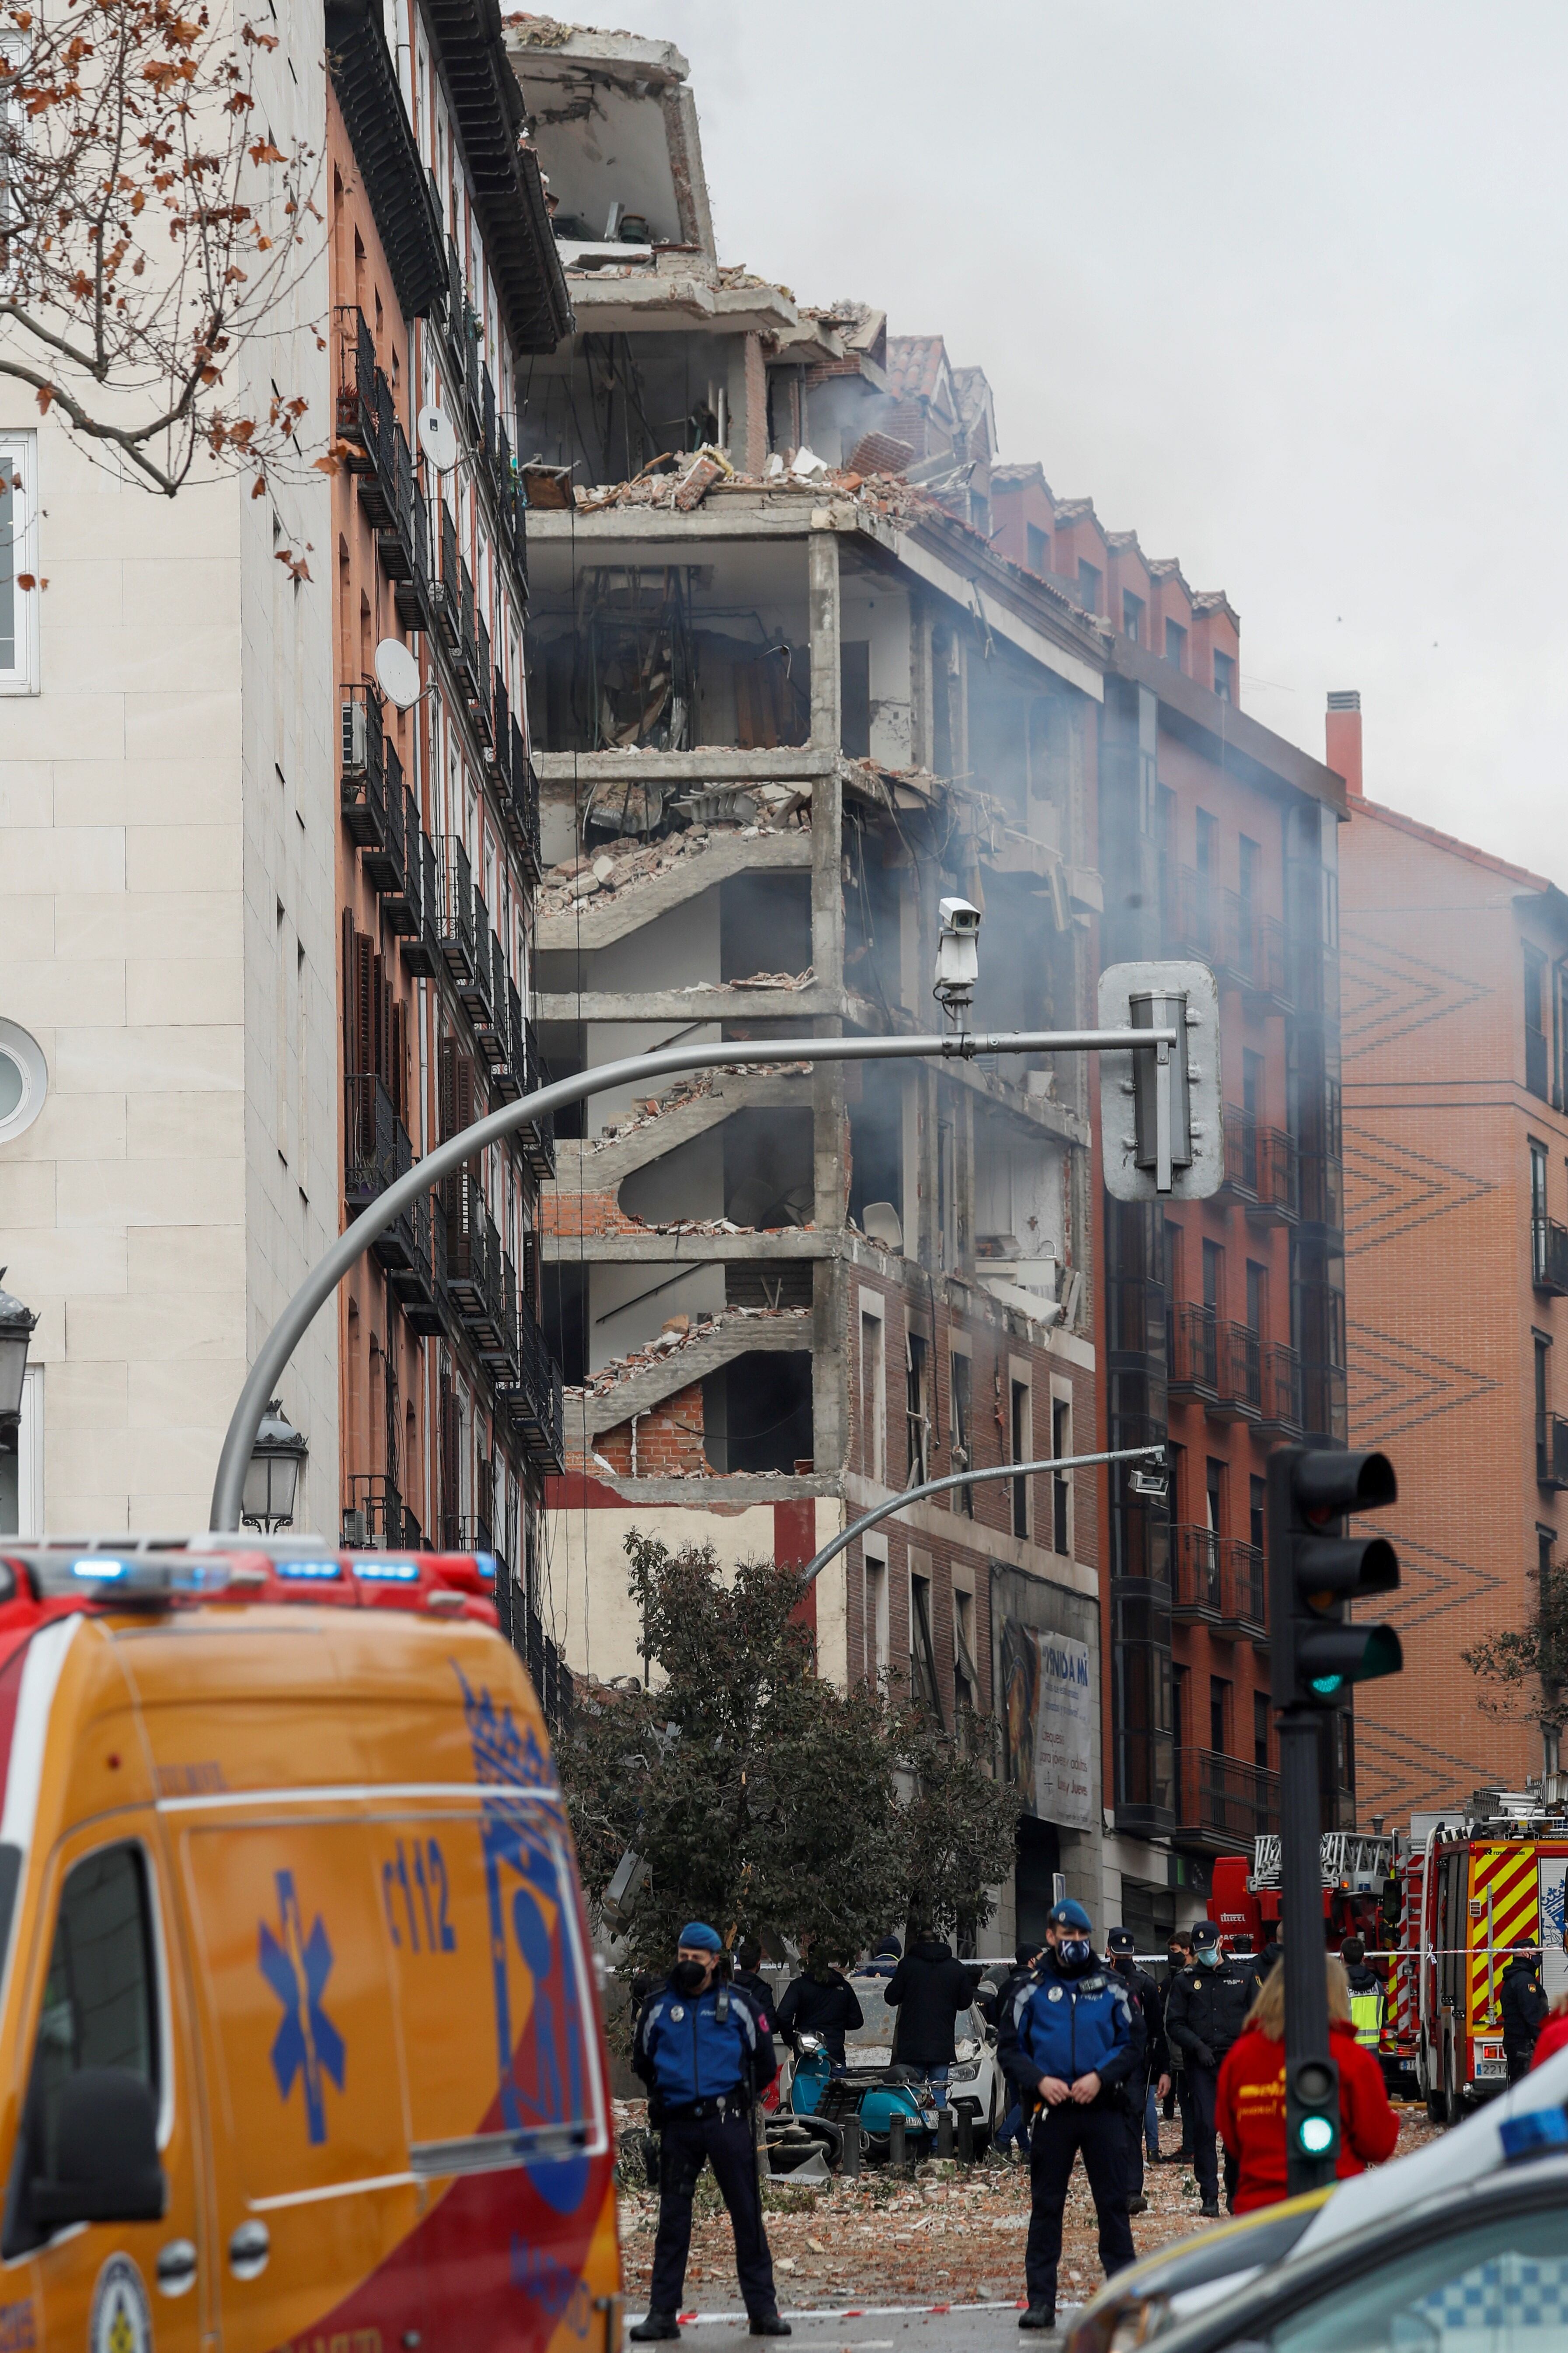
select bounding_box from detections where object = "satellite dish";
[417,404,458,472]
[374,637,422,710]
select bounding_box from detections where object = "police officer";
[1164,1920,1256,2218]
[631,1922,791,2341]
[1106,1927,1170,2213]
[1500,1938,1549,2082]
[1002,1898,1137,2332]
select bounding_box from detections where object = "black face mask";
[672,1959,708,1995]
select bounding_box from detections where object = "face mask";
[1199,1947,1222,1969]
[1057,1937,1093,1971]
[672,1959,707,1995]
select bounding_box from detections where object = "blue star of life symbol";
[258,1869,344,2144]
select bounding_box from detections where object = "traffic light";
[1288,2053,1340,2167]
[1267,1446,1403,1711]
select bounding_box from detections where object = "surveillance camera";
[939,897,982,936]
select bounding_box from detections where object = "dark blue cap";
[1049,1898,1093,1934]
[677,1921,723,1953]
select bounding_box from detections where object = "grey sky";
[645,1,1564,878]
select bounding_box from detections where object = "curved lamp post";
[0,1271,38,1431]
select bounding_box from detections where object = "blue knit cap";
[678,1920,723,1953]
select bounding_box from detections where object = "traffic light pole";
[1278,1704,1337,2195]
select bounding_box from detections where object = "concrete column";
[808,529,847,1476]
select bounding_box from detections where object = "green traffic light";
[1309,1673,1344,1696]
[1298,2115,1336,2157]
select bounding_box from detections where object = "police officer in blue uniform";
[631,1921,790,2342]
[1002,1897,1138,2332]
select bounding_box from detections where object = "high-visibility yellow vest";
[1350,1988,1383,2049]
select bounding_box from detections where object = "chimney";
[1326,689,1362,799]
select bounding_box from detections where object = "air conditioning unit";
[342,698,368,776]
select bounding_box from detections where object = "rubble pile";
[574,460,943,525]
[582,1063,814,1151]
[564,1303,812,1403]
[538,789,812,918]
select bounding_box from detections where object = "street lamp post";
[240,1398,309,1533]
[208,1023,1180,1531]
[0,1271,38,1431]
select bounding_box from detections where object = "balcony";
[1220,1113,1298,1224]
[340,683,389,852]
[494,716,542,879]
[335,307,414,578]
[501,1292,565,1474]
[1169,1302,1219,1400]
[395,485,434,637]
[1175,1748,1279,1852]
[344,1074,413,1222]
[383,1187,446,1337]
[1173,869,1224,967]
[435,503,461,654]
[458,557,479,698]
[459,884,498,1039]
[1211,1321,1261,1422]
[444,1176,514,1367]
[362,738,410,907]
[436,835,477,986]
[1223,895,1290,1009]
[1258,1342,1303,1438]
[1538,1413,1568,1491]
[473,613,494,745]
[521,1602,571,1735]
[342,1472,415,1550]
[490,998,554,1175]
[1533,1217,1568,1295]
[1171,1530,1267,1637]
[1108,1274,1167,1366]
[399,821,441,981]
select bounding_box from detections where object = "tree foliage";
[0,0,324,506]
[559,1533,1020,1982]
[1463,1556,1568,1741]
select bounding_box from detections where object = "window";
[950,1351,974,1515]
[1532,1139,1550,1281]
[1026,523,1049,576]
[860,1308,885,1483]
[1010,1377,1031,1538]
[1250,1473,1266,1556]
[1535,1329,1553,1483]
[1213,648,1235,702]
[906,1332,930,1485]
[840,640,871,759]
[910,1568,942,1721]
[1209,1676,1230,1756]
[15,1846,159,2247]
[1172,1663,1188,1753]
[1205,1458,1224,1536]
[1238,833,1260,912]
[1077,559,1101,614]
[1122,590,1144,645]
[0,433,40,695]
[1052,1396,1071,1556]
[0,1365,42,1540]
[1165,617,1187,672]
[0,1018,47,1145]
[1202,1239,1223,1316]
[953,1589,979,1712]
[1195,806,1218,878]
[1524,943,1549,1100]
[865,1545,889,1679]
[1246,1260,1267,1334]
[1265,2203,1568,2352]
[1242,1047,1263,1123]
[1254,1692,1271,1772]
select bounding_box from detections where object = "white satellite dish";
[417,404,459,472]
[374,636,422,711]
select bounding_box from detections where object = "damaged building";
[509,19,1110,1941]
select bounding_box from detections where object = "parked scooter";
[785,2028,938,2163]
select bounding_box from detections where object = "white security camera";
[935,897,982,1007]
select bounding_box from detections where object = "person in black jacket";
[732,1938,776,2028]
[1107,1927,1170,2213]
[885,1927,974,2106]
[1500,1940,1549,2081]
[1164,1921,1257,2217]
[775,1955,864,2068]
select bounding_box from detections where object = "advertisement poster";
[1001,1621,1094,1831]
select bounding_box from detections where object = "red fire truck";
[1208,1830,1394,1955]
[1387,1801,1568,2121]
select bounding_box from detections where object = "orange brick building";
[1338,695,1568,1818]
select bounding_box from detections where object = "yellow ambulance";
[0,1541,622,2352]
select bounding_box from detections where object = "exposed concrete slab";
[575,1306,811,1436]
[549,1070,809,1191]
[537,827,811,952]
[536,983,848,1024]
[533,745,837,785]
[529,506,822,543]
[543,1228,826,1264]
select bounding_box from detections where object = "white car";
[845,1974,1003,2151]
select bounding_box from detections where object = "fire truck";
[1387,1797,1568,2121]
[1208,1829,1395,1954]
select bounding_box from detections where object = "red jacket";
[1530,2011,1568,2071]
[1216,2019,1400,2214]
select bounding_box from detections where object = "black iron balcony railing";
[1171,1529,1263,1633]
[1259,1341,1303,1435]
[343,1472,411,1550]
[1534,1216,1568,1295]
[1221,1111,1299,1222]
[521,1603,572,1734]
[492,716,541,879]
[435,503,461,653]
[345,1074,413,1218]
[1174,869,1223,965]
[1175,1748,1279,1851]
[1539,1412,1568,1490]
[387,1187,445,1337]
[395,485,434,637]
[481,363,496,473]
[491,669,509,775]
[505,1292,565,1474]
[436,835,476,985]
[361,736,408,902]
[444,1176,513,1365]
[458,557,478,693]
[459,884,497,1037]
[400,824,441,981]
[1169,1302,1219,1396]
[1214,1321,1261,1420]
[340,682,387,851]
[335,307,414,578]
[473,612,493,744]
[1223,894,1290,1006]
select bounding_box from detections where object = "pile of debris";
[584,1063,814,1151]
[538,789,811,917]
[565,1303,812,1402]
[574,451,943,524]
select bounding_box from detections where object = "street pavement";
[625,2302,1080,2347]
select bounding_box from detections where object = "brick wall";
[540,1187,644,1237]
[599,1381,707,1477]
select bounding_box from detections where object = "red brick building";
[1338,696,1568,1817]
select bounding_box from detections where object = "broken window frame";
[910,1571,944,1726]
